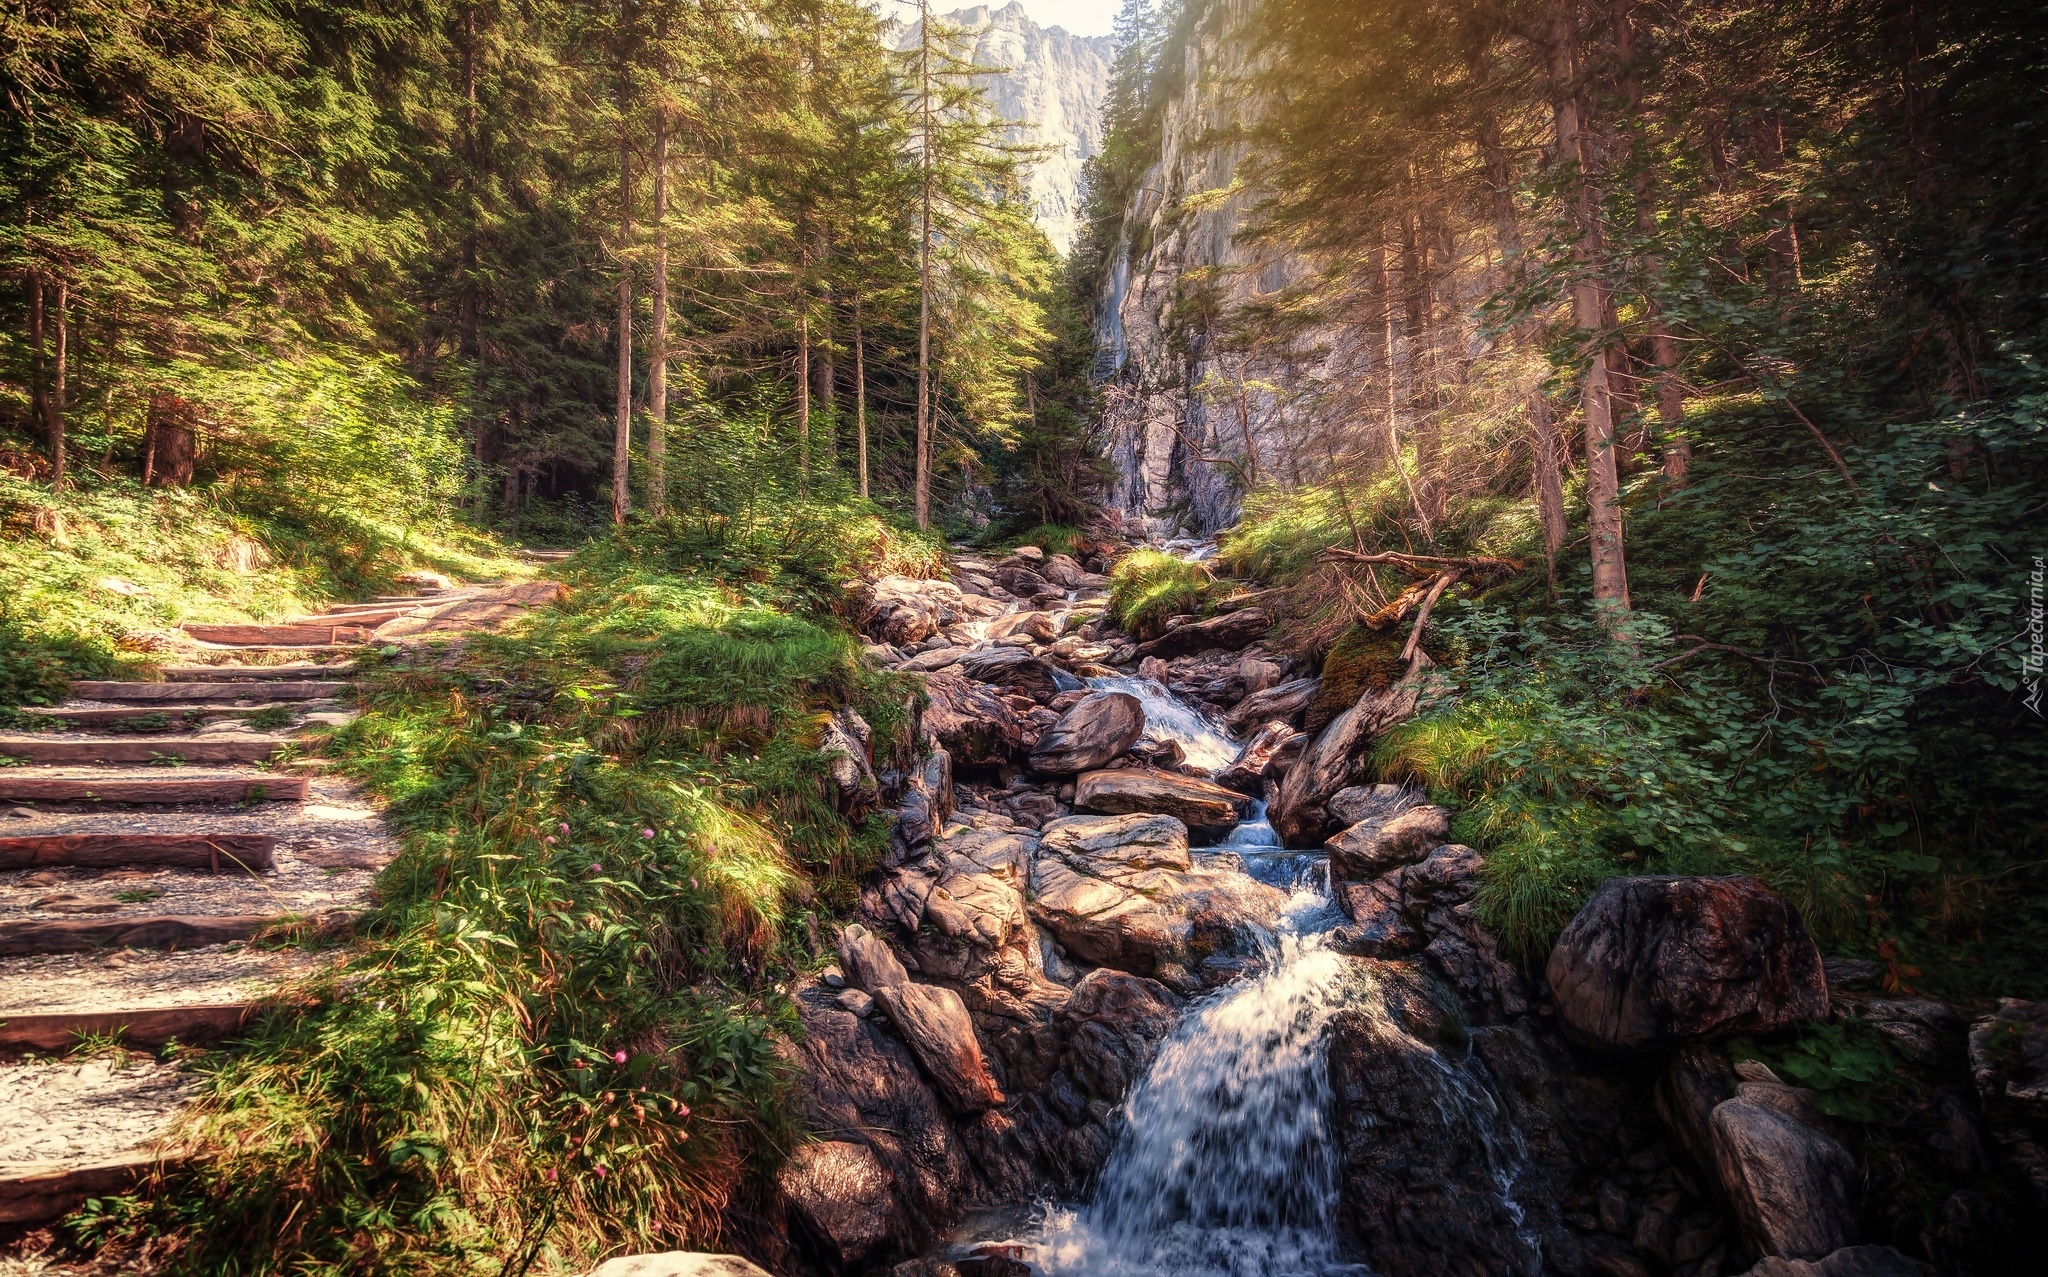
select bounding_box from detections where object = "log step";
[0,834,276,872]
[179,623,372,646]
[0,736,294,765]
[0,914,277,957]
[70,681,348,702]
[0,773,308,804]
[157,664,356,682]
[0,1005,258,1055]
[0,1153,184,1225]
[18,703,308,728]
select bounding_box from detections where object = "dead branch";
[1652,634,1827,684]
[1402,569,1463,666]
[1317,548,1525,580]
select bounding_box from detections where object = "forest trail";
[0,579,564,1227]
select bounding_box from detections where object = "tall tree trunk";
[49,278,66,491]
[914,0,934,531]
[460,3,484,506]
[854,301,869,499]
[29,276,48,470]
[1481,124,1567,573]
[812,232,836,470]
[647,93,668,516]
[611,17,633,526]
[1613,0,1689,482]
[147,395,195,487]
[797,311,811,484]
[1374,243,1432,546]
[1550,0,1629,618]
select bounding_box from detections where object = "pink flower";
[612,1049,628,1065]
[594,1164,608,1178]
[545,836,556,844]
[677,1103,690,1118]
[641,828,654,838]
[559,823,570,835]
[544,1167,558,1183]
[590,863,602,873]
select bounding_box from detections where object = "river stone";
[1271,670,1431,846]
[1225,675,1320,733]
[1133,608,1270,660]
[989,610,1059,643]
[1324,805,1451,880]
[891,746,954,857]
[1326,783,1421,828]
[922,672,1033,766]
[1546,875,1829,1050]
[1710,1096,1860,1259]
[1029,691,1144,775]
[1969,998,2048,1119]
[1212,721,1303,796]
[1736,1248,1933,1277]
[777,1140,904,1265]
[1028,814,1283,975]
[1073,766,1248,828]
[997,563,1052,596]
[862,575,964,647]
[873,979,1006,1113]
[1041,553,1086,587]
[586,1254,775,1277]
[958,646,1064,703]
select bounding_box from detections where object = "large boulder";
[922,672,1032,766]
[958,646,1065,704]
[1326,783,1423,828]
[1270,672,1431,846]
[890,746,954,857]
[1212,720,1303,796]
[586,1255,775,1277]
[1225,676,1320,733]
[1546,875,1829,1050]
[1710,1097,1860,1259]
[777,1140,904,1266]
[1969,998,2048,1119]
[836,924,1006,1113]
[1134,608,1270,660]
[820,707,880,818]
[1736,1247,1932,1277]
[862,575,964,647]
[1325,804,1451,880]
[1028,692,1144,775]
[1073,766,1248,829]
[1028,813,1286,976]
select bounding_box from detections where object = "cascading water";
[1086,675,1240,773]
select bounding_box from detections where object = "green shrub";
[1107,548,1215,638]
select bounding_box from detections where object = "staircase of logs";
[0,585,493,1228]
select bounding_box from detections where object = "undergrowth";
[1107,548,1216,638]
[82,504,934,1275]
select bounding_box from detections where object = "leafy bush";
[996,522,1085,558]
[1107,548,1215,638]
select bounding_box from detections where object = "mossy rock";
[1305,625,1412,734]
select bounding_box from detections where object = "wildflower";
[559,822,570,835]
[545,836,556,845]
[544,1167,557,1183]
[677,1103,690,1118]
[613,1049,629,1065]
[641,827,654,838]
[608,1114,619,1128]
[594,1164,609,1178]
[573,1059,585,1070]
[590,863,603,873]
[604,1092,616,1103]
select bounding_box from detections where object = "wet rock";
[1009,545,1045,563]
[862,575,964,646]
[1325,804,1451,879]
[922,672,1033,767]
[820,707,881,817]
[891,746,954,856]
[958,646,1065,703]
[1969,998,2048,1118]
[1040,553,1086,587]
[585,1254,776,1277]
[1326,782,1423,829]
[1133,608,1269,660]
[836,988,876,1017]
[997,563,1052,597]
[1073,766,1248,828]
[874,980,1005,1113]
[1546,875,1829,1051]
[1710,1096,1860,1258]
[893,825,1069,1030]
[1657,1044,1741,1190]
[901,646,970,672]
[1212,720,1303,796]
[1735,1247,1933,1277]
[1028,813,1286,975]
[1854,997,1960,1066]
[1271,670,1432,846]
[1028,691,1144,775]
[988,610,1059,643]
[1225,675,1319,733]
[778,1139,905,1265]
[789,984,974,1259]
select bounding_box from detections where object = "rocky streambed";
[721,541,2048,1277]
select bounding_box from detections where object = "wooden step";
[0,835,276,872]
[18,703,308,728]
[70,680,348,702]
[157,664,356,681]
[180,623,371,646]
[0,773,308,804]
[0,1152,188,1225]
[0,914,277,957]
[0,1005,258,1055]
[0,736,294,765]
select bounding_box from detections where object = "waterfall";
[1086,675,1240,774]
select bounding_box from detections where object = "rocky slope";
[889,3,1111,254]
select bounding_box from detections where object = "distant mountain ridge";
[888,2,1113,253]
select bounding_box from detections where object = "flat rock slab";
[69,681,349,702]
[0,769,309,804]
[1074,766,1248,828]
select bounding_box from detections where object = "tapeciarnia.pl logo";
[2026,556,2044,717]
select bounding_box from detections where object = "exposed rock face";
[958,646,1064,704]
[1736,1248,1933,1277]
[889,5,1110,252]
[1028,813,1285,977]
[1709,1097,1860,1259]
[1027,691,1143,775]
[1211,719,1301,795]
[1546,876,1830,1051]
[820,707,879,817]
[585,1254,776,1277]
[1970,999,2048,1118]
[777,1140,905,1265]
[1226,675,1319,732]
[1324,804,1450,879]
[891,746,954,856]
[1271,673,1431,846]
[1326,782,1423,829]
[862,575,964,647]
[921,672,1033,767]
[1133,608,1270,660]
[1073,766,1248,828]
[837,924,1006,1113]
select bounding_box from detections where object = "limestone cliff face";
[892,3,1112,254]
[1094,0,1363,538]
